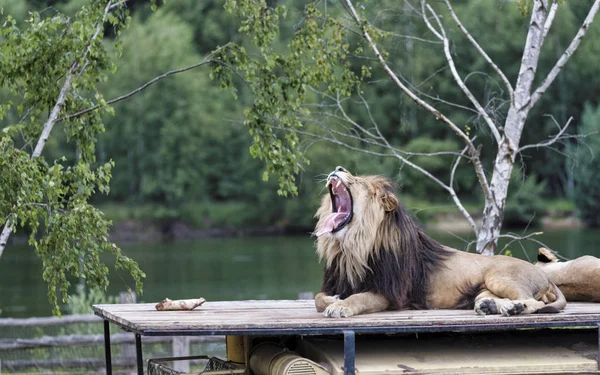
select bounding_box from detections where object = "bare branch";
[497,231,544,256]
[303,123,456,193]
[302,93,481,236]
[419,5,443,40]
[442,0,514,103]
[541,1,559,41]
[527,0,600,111]
[307,89,470,158]
[342,0,492,201]
[65,57,220,120]
[392,69,481,115]
[518,116,574,153]
[423,1,502,145]
[448,143,479,235]
[450,143,470,190]
[342,0,469,144]
[389,32,441,44]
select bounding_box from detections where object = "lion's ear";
[381,190,399,212]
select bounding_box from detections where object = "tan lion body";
[536,247,600,302]
[428,249,559,309]
[314,167,566,318]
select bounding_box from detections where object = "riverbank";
[425,212,584,233]
[105,206,584,243]
[102,197,585,242]
[8,199,582,245]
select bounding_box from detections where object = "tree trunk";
[476,139,515,255]
[476,0,550,255]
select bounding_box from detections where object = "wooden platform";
[93,300,600,336]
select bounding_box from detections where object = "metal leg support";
[103,320,112,375]
[136,334,144,375]
[597,324,600,371]
[343,331,356,375]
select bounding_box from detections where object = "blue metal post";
[597,323,600,371]
[136,333,144,375]
[343,330,356,375]
[103,320,112,375]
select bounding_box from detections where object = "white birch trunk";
[476,0,550,255]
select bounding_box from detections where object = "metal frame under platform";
[94,300,600,375]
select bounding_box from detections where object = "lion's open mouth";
[315,175,353,236]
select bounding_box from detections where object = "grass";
[96,201,273,229]
[544,198,576,217]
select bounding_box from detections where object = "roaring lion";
[313,167,566,317]
[536,247,600,302]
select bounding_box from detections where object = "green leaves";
[571,102,600,227]
[0,0,143,315]
[218,0,363,196]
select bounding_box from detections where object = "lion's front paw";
[323,302,355,318]
[500,301,524,316]
[315,293,340,312]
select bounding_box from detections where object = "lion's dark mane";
[321,203,453,310]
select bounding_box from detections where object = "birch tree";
[0,0,146,314]
[0,0,238,313]
[218,0,600,255]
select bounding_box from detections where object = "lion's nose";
[328,166,347,181]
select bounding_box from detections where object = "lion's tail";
[536,282,567,314]
[537,247,559,263]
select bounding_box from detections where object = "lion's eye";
[336,166,345,172]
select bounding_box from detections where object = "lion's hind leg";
[474,290,548,317]
[474,290,507,316]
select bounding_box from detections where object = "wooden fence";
[0,313,224,373]
[1,292,314,374]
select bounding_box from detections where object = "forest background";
[2,0,600,240]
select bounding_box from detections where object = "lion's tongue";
[315,213,347,237]
[315,187,352,237]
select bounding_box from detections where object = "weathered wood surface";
[0,314,102,327]
[93,300,600,334]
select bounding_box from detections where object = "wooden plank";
[93,301,600,335]
[0,333,223,350]
[0,314,102,327]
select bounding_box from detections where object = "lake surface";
[2,228,600,318]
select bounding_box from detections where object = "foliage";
[0,0,144,315]
[398,137,475,199]
[67,284,119,314]
[214,0,373,196]
[503,171,547,227]
[571,102,600,227]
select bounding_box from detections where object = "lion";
[313,166,566,317]
[535,247,600,302]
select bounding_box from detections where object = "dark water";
[2,228,600,318]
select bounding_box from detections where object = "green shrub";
[66,284,119,315]
[399,137,477,199]
[503,171,546,227]
[572,103,600,226]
